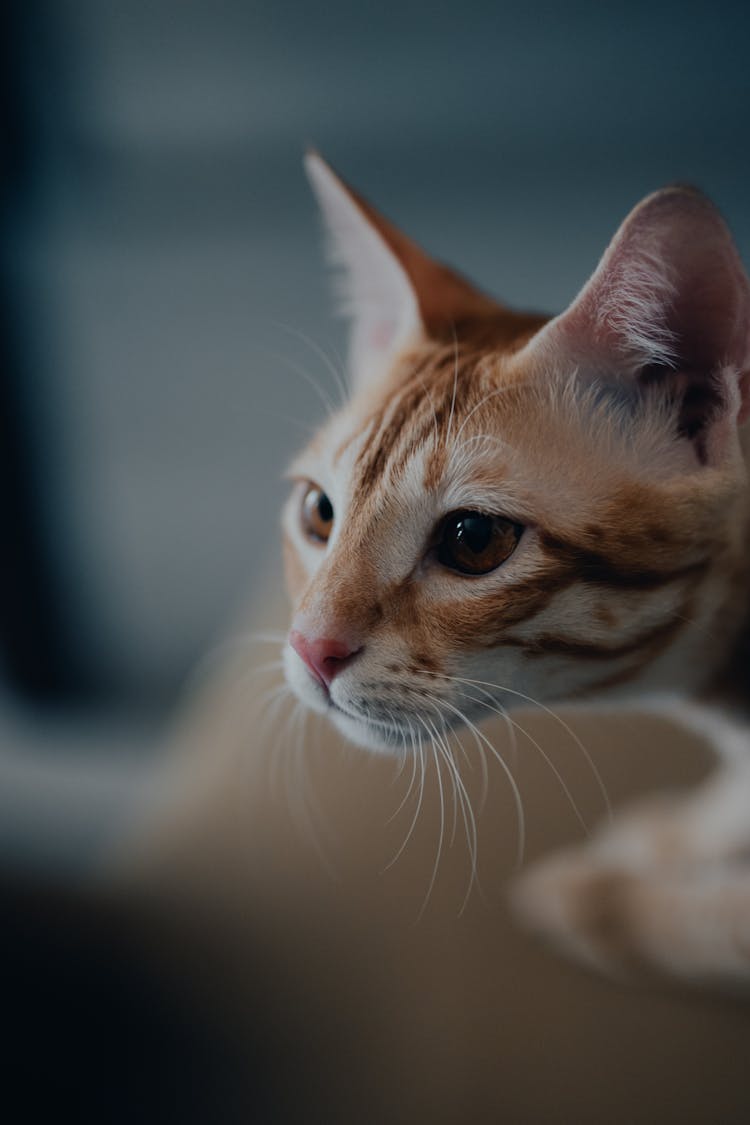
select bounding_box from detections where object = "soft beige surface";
[121,583,750,1125]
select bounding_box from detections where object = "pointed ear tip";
[303,150,344,201]
[303,147,324,176]
[635,183,722,222]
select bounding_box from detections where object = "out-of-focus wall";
[3,0,750,709]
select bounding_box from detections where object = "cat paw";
[511,848,750,985]
[511,848,644,978]
[509,799,694,978]
[587,795,695,869]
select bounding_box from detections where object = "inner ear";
[523,185,750,464]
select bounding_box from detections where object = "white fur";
[305,153,422,389]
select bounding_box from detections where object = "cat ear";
[526,186,750,462]
[305,151,497,390]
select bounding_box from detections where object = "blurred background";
[2,2,750,1119]
[3,0,750,874]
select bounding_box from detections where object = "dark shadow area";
[0,873,282,1124]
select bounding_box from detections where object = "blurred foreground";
[4,581,750,1124]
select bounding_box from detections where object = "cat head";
[282,153,750,751]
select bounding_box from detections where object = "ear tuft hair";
[524,185,750,464]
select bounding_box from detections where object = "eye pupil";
[317,493,333,524]
[437,510,521,575]
[456,515,492,555]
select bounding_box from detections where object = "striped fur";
[278,158,750,988]
[283,334,748,751]
[283,161,750,754]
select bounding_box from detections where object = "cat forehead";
[290,342,695,535]
[293,347,515,491]
[293,392,553,540]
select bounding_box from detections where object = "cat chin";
[329,707,408,754]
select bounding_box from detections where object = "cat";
[283,152,750,987]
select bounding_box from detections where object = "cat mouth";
[335,692,501,755]
[327,699,415,749]
[329,699,393,730]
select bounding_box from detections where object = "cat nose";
[289,631,361,688]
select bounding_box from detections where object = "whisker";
[424,714,459,851]
[387,722,419,818]
[383,723,427,871]
[415,735,446,923]
[451,677,520,771]
[257,345,338,419]
[290,710,339,880]
[185,629,285,689]
[255,405,318,434]
[434,695,525,870]
[424,701,482,913]
[273,321,349,409]
[417,669,611,823]
[266,687,298,803]
[445,324,460,446]
[454,686,590,836]
[241,629,288,644]
[244,659,286,680]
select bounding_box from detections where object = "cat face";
[283,155,750,752]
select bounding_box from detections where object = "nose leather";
[290,631,360,688]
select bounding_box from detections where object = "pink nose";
[290,631,360,689]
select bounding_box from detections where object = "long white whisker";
[273,321,349,409]
[424,714,459,850]
[415,736,447,922]
[455,686,590,836]
[267,691,299,803]
[383,726,427,872]
[187,629,286,688]
[445,325,460,446]
[425,701,481,913]
[259,346,338,419]
[436,696,525,870]
[450,677,520,770]
[291,710,339,880]
[241,629,288,644]
[418,669,611,823]
[387,726,419,823]
[243,659,286,680]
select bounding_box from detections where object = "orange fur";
[282,156,750,986]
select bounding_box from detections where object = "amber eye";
[301,484,334,544]
[437,511,522,575]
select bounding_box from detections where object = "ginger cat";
[282,153,750,986]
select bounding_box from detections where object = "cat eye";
[437,511,522,575]
[301,484,334,544]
